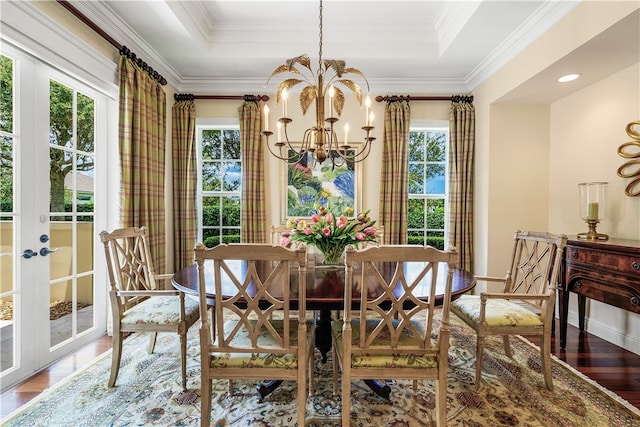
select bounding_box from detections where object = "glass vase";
[319,246,345,266]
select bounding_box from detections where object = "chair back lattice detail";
[504,231,565,310]
[194,243,309,427]
[335,244,459,426]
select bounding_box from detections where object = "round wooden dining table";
[172,256,476,399]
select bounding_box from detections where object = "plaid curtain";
[172,96,197,269]
[118,55,167,273]
[448,96,475,272]
[239,100,267,243]
[379,99,410,244]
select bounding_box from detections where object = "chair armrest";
[474,275,507,283]
[154,273,174,281]
[117,290,180,297]
[480,292,552,300]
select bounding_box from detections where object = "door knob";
[39,247,60,256]
[21,249,38,259]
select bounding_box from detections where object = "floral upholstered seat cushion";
[451,294,543,327]
[121,295,200,326]
[208,319,309,369]
[331,318,438,368]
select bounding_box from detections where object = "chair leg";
[308,346,315,397]
[108,332,124,387]
[341,366,351,427]
[180,331,188,391]
[540,333,554,391]
[201,377,212,427]
[475,336,485,391]
[148,332,158,353]
[502,335,512,358]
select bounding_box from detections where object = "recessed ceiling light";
[558,73,581,83]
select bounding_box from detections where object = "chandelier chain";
[317,0,323,76]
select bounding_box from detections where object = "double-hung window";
[408,125,448,249]
[197,124,242,247]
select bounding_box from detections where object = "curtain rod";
[375,95,474,102]
[56,0,167,86]
[194,95,270,101]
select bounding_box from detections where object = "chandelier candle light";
[262,0,375,168]
[577,182,609,241]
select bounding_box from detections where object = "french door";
[0,44,109,391]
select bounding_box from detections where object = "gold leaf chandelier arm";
[300,86,318,116]
[335,79,364,106]
[324,59,346,77]
[342,68,370,92]
[331,86,346,117]
[287,54,312,72]
[276,79,305,105]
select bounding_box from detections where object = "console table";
[559,237,640,349]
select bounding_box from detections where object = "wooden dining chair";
[331,245,459,426]
[451,230,567,391]
[194,243,310,427]
[99,227,200,390]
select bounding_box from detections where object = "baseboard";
[564,311,640,356]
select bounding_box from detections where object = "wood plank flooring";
[1,321,639,419]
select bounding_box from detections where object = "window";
[197,126,242,247]
[408,127,448,249]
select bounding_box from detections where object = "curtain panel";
[171,98,197,269]
[379,99,410,244]
[448,97,475,272]
[239,101,267,243]
[118,55,167,273]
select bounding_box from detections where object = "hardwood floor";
[1,321,639,419]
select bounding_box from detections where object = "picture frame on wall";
[281,147,362,221]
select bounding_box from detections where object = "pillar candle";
[587,202,599,220]
[263,105,269,131]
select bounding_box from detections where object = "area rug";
[3,314,639,427]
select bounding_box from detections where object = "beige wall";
[473,1,640,352]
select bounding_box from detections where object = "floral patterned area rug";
[3,314,640,427]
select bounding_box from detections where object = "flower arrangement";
[281,204,379,265]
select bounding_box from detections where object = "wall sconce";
[577,182,609,241]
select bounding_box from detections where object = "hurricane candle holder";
[577,182,609,241]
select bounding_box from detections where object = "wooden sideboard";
[559,237,640,349]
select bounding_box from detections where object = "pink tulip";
[311,213,319,223]
[356,233,365,240]
[280,236,291,247]
[322,227,331,237]
[304,227,312,235]
[337,215,348,228]
[364,227,377,236]
[325,213,334,224]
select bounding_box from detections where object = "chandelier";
[262,0,375,167]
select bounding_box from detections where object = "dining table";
[172,252,476,399]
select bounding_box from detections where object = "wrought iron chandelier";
[262,0,375,167]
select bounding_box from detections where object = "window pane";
[77,92,94,153]
[409,131,424,161]
[408,198,425,228]
[202,162,221,191]
[427,199,445,230]
[222,196,240,226]
[202,129,221,160]
[426,164,445,194]
[408,163,424,194]
[202,196,220,227]
[203,228,219,248]
[1,136,13,215]
[222,130,240,159]
[426,131,446,161]
[427,231,445,250]
[77,274,94,334]
[408,230,425,245]
[50,80,73,149]
[223,161,241,191]
[0,55,14,133]
[222,228,240,244]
